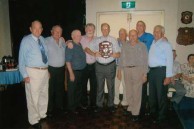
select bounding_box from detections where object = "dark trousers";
[48,66,65,112]
[82,63,97,107]
[67,70,83,111]
[149,67,168,121]
[96,61,116,107]
[174,96,194,129]
[140,73,149,114]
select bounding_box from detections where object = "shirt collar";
[31,34,39,42]
[51,36,63,47]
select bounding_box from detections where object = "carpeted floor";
[0,84,183,129]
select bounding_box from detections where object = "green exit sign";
[122,1,136,9]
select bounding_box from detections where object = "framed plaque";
[181,11,193,24]
[99,41,113,58]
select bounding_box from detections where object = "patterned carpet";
[39,106,182,129]
[1,84,183,129]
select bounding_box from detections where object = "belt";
[87,62,95,65]
[150,66,166,69]
[126,66,136,68]
[97,60,115,66]
[30,67,48,70]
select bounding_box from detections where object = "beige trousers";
[114,67,128,106]
[124,67,143,115]
[25,67,49,125]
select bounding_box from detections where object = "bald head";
[129,29,138,44]
[71,30,81,43]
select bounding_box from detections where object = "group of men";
[19,20,174,129]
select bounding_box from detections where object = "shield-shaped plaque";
[176,27,194,46]
[99,41,113,58]
[181,11,193,24]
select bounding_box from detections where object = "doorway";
[96,11,164,37]
[96,11,164,93]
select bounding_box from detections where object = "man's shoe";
[47,110,53,119]
[114,104,119,109]
[123,110,132,116]
[72,110,79,115]
[153,118,166,124]
[80,104,88,110]
[39,117,47,123]
[94,107,103,113]
[131,115,139,122]
[109,106,116,113]
[31,122,41,129]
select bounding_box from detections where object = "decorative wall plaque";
[181,11,193,24]
[99,41,113,58]
[176,27,194,46]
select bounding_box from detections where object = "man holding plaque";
[85,23,120,113]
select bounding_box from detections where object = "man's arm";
[111,52,120,58]
[164,43,173,85]
[19,38,29,83]
[85,47,101,57]
[111,38,121,58]
[66,62,75,81]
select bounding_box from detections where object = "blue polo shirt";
[138,32,154,52]
[65,42,86,70]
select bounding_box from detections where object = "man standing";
[46,25,66,118]
[114,28,128,109]
[136,20,154,116]
[148,25,173,124]
[80,23,97,109]
[86,23,120,112]
[65,30,86,113]
[19,20,49,129]
[119,29,148,121]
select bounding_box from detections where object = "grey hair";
[154,25,165,34]
[51,25,63,31]
[71,29,81,36]
[85,23,95,30]
[119,28,127,35]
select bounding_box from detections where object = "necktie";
[38,39,47,64]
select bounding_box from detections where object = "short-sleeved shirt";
[65,42,86,70]
[80,35,96,64]
[46,36,66,67]
[89,35,121,64]
[138,32,154,52]
[181,63,194,98]
[116,39,128,66]
[119,41,148,74]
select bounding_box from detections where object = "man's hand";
[61,37,65,42]
[70,73,75,81]
[110,52,120,58]
[67,42,73,49]
[117,70,122,80]
[95,52,101,57]
[66,40,73,49]
[171,77,175,85]
[163,77,171,85]
[24,77,30,83]
[142,74,147,84]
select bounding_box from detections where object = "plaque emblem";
[99,41,113,58]
[181,11,193,24]
[176,27,194,46]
